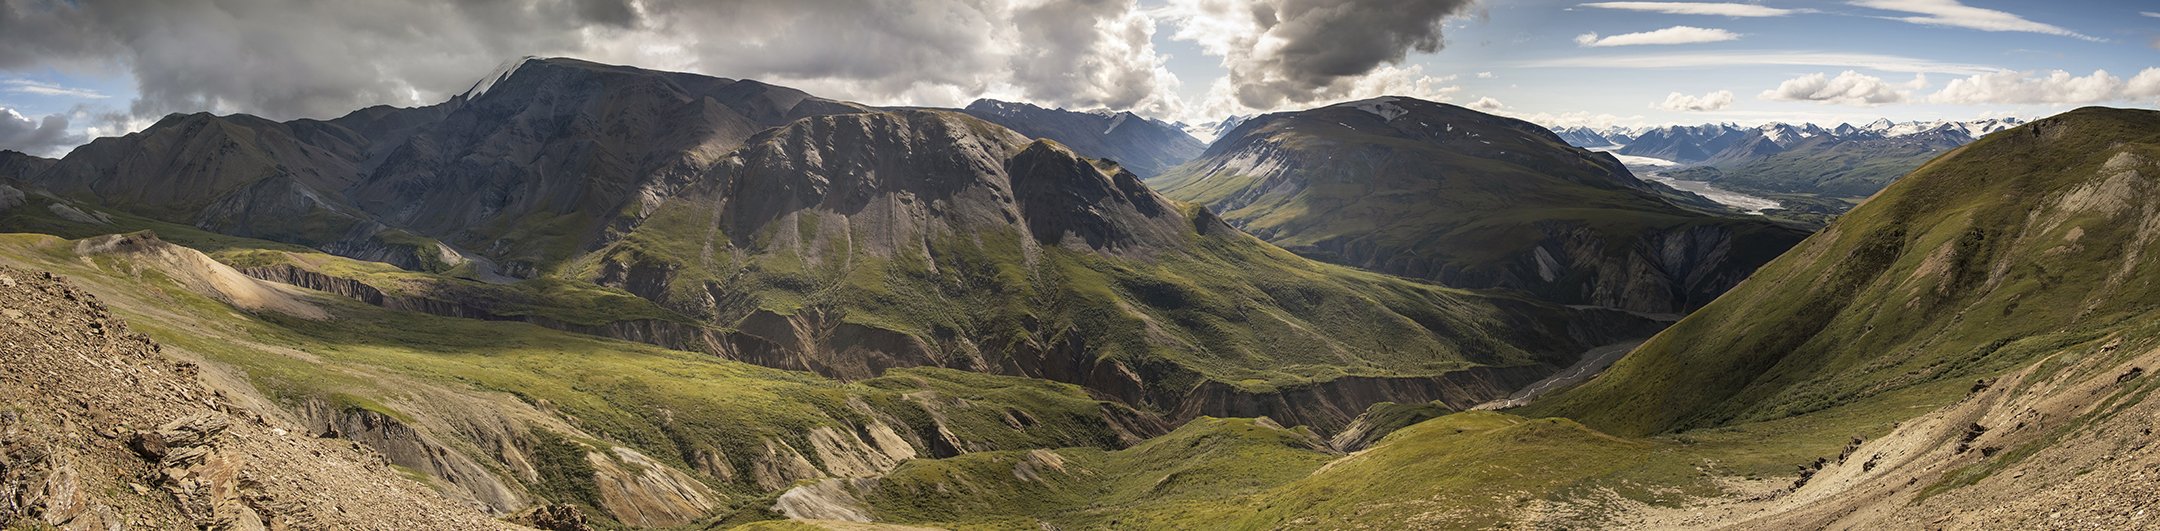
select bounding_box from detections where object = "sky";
[1,0,2157,157]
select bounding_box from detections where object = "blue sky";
[1141,0,2160,128]
[2,0,2157,156]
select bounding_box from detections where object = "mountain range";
[3,54,2155,530]
[1554,118,2025,216]
[957,99,1204,178]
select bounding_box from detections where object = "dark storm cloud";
[1168,0,1478,109]
[0,0,1181,125]
[0,106,83,156]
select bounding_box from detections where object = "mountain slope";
[1152,96,1807,314]
[579,109,1658,433]
[959,99,1204,178]
[1532,107,2160,436]
[0,230,1173,527]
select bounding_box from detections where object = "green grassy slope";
[1530,107,2160,436]
[0,230,1165,525]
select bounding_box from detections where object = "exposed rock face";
[0,266,516,529]
[1152,96,1807,314]
[960,99,1205,178]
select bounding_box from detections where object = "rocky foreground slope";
[0,266,513,530]
[1152,96,1808,314]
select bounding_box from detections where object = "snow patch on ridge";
[463,56,539,101]
[1338,97,1408,122]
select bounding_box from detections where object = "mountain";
[1583,118,2015,214]
[1671,126,1975,200]
[1551,126,1613,147]
[19,57,871,276]
[1151,96,1808,314]
[796,107,2160,529]
[6,58,1659,437]
[958,99,1204,178]
[574,109,1657,432]
[1181,114,1250,144]
[0,149,53,181]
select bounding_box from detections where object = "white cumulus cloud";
[1849,0,2100,41]
[1467,96,1506,112]
[1927,69,2153,105]
[1657,90,1734,111]
[1579,2,1802,17]
[1760,71,1926,105]
[1574,26,1740,47]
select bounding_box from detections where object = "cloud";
[2128,69,2160,100]
[1521,51,2000,75]
[2144,11,2160,18]
[0,0,1187,122]
[3,80,109,99]
[1657,90,1734,111]
[1927,69,2155,105]
[1760,71,1926,105]
[1578,2,1802,17]
[1467,96,1506,112]
[1574,26,1740,47]
[0,107,85,156]
[1848,0,2100,41]
[1476,71,1495,79]
[1160,0,1478,112]
[1517,110,1646,129]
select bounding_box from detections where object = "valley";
[2,45,2156,530]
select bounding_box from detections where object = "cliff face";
[1153,96,1807,314]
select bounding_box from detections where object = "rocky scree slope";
[0,266,516,530]
[1152,96,1807,314]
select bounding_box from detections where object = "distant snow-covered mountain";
[1551,117,2027,210]
[1551,117,2024,166]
